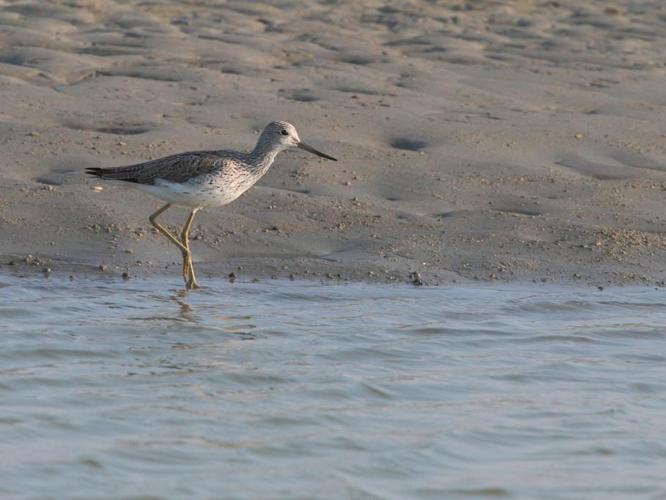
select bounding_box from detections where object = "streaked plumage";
[86,121,337,290]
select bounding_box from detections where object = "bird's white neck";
[248,141,284,174]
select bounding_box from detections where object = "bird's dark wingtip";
[85,167,104,177]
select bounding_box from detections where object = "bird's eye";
[281,130,289,136]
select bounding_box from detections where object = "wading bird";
[87,121,337,289]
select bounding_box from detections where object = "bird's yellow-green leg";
[179,216,192,283]
[149,203,196,290]
[180,208,200,290]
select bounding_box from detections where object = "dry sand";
[2,0,666,286]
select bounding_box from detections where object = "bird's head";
[259,121,337,161]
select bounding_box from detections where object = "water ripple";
[1,276,666,498]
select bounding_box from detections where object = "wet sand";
[2,1,666,285]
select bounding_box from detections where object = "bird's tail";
[85,167,105,178]
[85,166,138,182]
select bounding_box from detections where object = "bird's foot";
[185,277,200,290]
[181,253,200,290]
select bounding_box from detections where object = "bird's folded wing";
[86,151,228,184]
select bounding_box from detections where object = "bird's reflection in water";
[124,284,259,341]
[169,290,258,341]
[173,290,198,323]
[127,290,200,324]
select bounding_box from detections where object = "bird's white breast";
[136,170,261,208]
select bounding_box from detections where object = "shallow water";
[1,275,666,499]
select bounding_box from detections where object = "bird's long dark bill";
[298,142,337,161]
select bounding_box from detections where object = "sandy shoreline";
[2,1,666,286]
